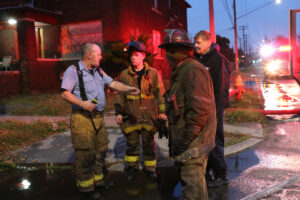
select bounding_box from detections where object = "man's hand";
[116,114,123,126]
[128,86,140,95]
[109,81,140,95]
[82,100,96,112]
[158,113,167,121]
[61,91,96,112]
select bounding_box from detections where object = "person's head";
[194,30,212,55]
[159,29,193,67]
[81,43,102,67]
[126,40,148,68]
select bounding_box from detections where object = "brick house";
[0,0,190,97]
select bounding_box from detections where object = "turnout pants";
[176,155,208,200]
[124,129,157,170]
[71,110,109,192]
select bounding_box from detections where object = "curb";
[241,174,300,200]
[225,138,262,157]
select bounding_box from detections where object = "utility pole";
[209,0,216,43]
[233,0,239,72]
[239,25,248,54]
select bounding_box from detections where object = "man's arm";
[61,90,96,112]
[109,81,140,94]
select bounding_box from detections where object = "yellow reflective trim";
[126,95,140,100]
[126,94,155,100]
[123,124,153,134]
[158,104,165,112]
[144,160,157,167]
[145,182,157,190]
[125,155,139,162]
[76,178,94,188]
[94,174,104,182]
[141,94,155,99]
[126,187,139,196]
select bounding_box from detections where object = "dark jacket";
[194,44,230,116]
[165,57,216,162]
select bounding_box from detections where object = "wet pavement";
[0,122,265,200]
[1,122,298,200]
[0,153,263,200]
[1,70,300,199]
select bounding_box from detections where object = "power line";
[216,27,233,33]
[237,0,274,20]
[220,0,234,27]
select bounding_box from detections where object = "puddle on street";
[0,149,262,200]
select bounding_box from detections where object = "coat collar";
[171,57,193,79]
[128,62,150,75]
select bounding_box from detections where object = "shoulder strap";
[74,62,88,101]
[95,67,103,78]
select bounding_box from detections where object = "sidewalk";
[0,113,264,168]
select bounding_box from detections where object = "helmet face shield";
[159,29,193,49]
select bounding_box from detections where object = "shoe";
[81,191,101,200]
[95,180,114,189]
[125,166,138,181]
[207,177,229,188]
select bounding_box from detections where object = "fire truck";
[260,43,290,78]
[260,9,300,81]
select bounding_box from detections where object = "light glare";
[19,179,31,190]
[260,44,275,58]
[8,18,17,25]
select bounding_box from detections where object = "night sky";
[186,0,300,51]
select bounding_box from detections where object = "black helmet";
[159,29,193,49]
[126,40,150,55]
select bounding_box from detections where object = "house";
[0,0,190,97]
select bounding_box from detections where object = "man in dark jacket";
[159,29,216,200]
[194,30,231,187]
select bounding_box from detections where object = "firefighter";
[115,40,167,181]
[158,29,217,200]
[61,43,139,200]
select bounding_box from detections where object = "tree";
[101,34,155,79]
[216,35,235,62]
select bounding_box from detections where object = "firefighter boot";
[80,191,101,200]
[95,179,114,189]
[125,166,138,181]
[144,169,157,181]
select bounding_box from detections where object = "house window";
[35,22,60,59]
[152,30,162,58]
[60,20,103,59]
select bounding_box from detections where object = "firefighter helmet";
[126,40,150,55]
[159,29,193,49]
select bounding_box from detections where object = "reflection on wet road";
[260,78,300,119]
[0,150,265,200]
